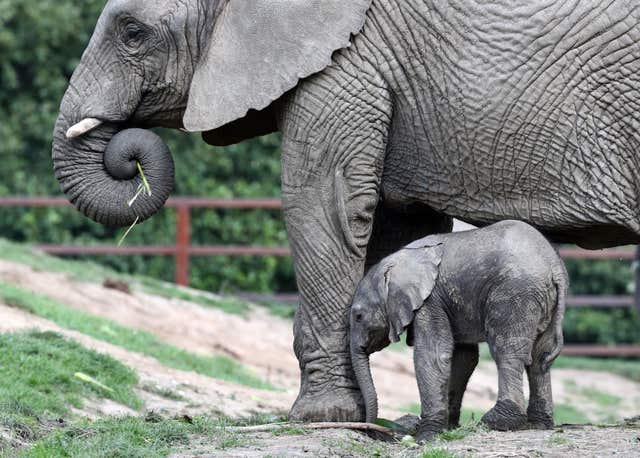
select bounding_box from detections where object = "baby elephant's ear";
[385,244,444,343]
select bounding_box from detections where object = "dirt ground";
[176,424,640,458]
[1,258,640,456]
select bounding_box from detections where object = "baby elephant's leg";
[526,323,557,428]
[413,306,455,442]
[482,292,540,431]
[482,338,531,431]
[448,344,479,429]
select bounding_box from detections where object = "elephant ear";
[183,0,372,133]
[385,244,444,343]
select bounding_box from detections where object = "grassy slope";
[0,331,141,453]
[0,239,253,315]
[0,331,274,458]
[0,238,297,319]
[0,238,639,455]
[0,282,273,391]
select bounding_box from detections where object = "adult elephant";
[53,0,640,421]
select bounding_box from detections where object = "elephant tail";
[542,264,568,371]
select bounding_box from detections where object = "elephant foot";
[393,414,420,435]
[526,401,554,429]
[415,416,447,443]
[448,409,462,429]
[416,421,446,443]
[289,386,364,422]
[481,400,527,431]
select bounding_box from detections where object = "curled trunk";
[52,101,174,228]
[350,342,378,423]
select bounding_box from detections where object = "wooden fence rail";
[1,196,639,357]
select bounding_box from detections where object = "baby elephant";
[349,220,567,440]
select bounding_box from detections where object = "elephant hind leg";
[526,323,557,428]
[481,352,528,431]
[482,293,538,431]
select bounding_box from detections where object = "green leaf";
[374,418,410,434]
[74,372,115,393]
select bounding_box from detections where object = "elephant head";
[349,241,443,423]
[53,0,372,227]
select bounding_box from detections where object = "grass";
[0,239,125,285]
[0,238,295,318]
[0,282,274,391]
[545,431,570,446]
[553,355,640,383]
[270,425,308,436]
[437,423,479,442]
[141,384,185,402]
[246,299,296,320]
[404,400,592,428]
[478,339,640,384]
[136,278,252,316]
[405,404,484,426]
[19,415,236,458]
[580,387,621,407]
[554,403,590,424]
[421,448,457,458]
[0,330,142,454]
[0,331,141,416]
[14,410,287,457]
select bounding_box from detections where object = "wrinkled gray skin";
[53,0,640,422]
[350,221,568,441]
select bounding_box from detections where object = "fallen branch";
[226,422,396,436]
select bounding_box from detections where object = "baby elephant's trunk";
[350,341,378,423]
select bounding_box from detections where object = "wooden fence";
[0,196,638,357]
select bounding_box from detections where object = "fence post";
[175,204,191,286]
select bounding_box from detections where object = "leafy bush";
[563,258,640,344]
[0,0,294,293]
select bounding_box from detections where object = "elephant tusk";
[66,118,103,139]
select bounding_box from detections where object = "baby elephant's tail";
[542,265,568,371]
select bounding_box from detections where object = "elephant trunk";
[52,95,175,228]
[350,342,378,423]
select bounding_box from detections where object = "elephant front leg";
[413,306,455,442]
[280,67,391,422]
[284,178,382,422]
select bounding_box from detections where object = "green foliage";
[0,0,293,293]
[0,282,274,390]
[563,307,640,345]
[563,257,640,344]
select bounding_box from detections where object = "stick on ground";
[226,422,396,436]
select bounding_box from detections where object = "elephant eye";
[121,20,146,46]
[354,312,363,322]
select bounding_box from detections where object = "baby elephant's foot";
[481,400,527,431]
[415,418,446,443]
[526,402,554,429]
[393,414,420,435]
